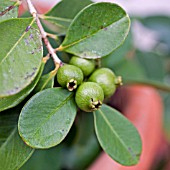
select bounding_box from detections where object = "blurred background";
[19,0,170,170]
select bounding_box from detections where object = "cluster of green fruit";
[57,56,122,112]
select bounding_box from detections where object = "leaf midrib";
[98,108,138,162]
[31,92,74,139]
[60,15,129,50]
[0,18,35,66]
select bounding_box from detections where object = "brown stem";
[25,0,62,66]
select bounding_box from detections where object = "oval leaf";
[59,2,130,59]
[18,88,77,149]
[0,18,43,97]
[94,104,142,165]
[0,62,45,112]
[0,108,34,170]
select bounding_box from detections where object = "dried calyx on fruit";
[57,64,84,91]
[69,56,95,77]
[88,68,122,97]
[75,82,104,112]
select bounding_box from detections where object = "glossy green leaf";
[18,88,77,149]
[0,108,34,170]
[0,18,43,98]
[0,62,44,112]
[94,104,142,165]
[33,70,56,93]
[44,0,92,34]
[0,3,18,23]
[60,2,130,59]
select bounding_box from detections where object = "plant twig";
[26,0,62,67]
